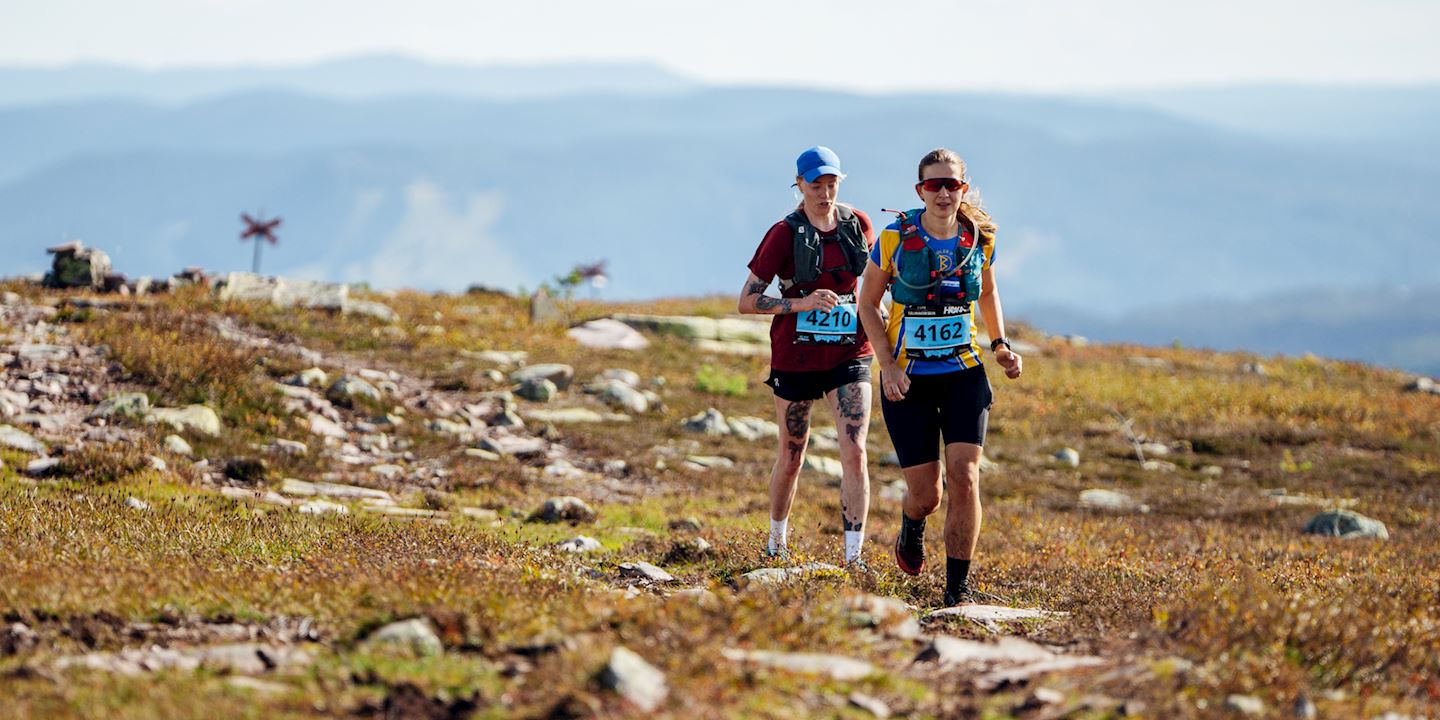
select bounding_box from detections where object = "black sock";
[946,557,972,596]
[900,513,926,549]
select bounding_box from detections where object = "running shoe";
[893,527,925,576]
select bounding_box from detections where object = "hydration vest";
[778,205,869,295]
[888,209,986,307]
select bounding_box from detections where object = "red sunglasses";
[918,178,966,192]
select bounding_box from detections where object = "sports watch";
[990,337,1012,353]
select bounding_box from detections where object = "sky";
[3,0,1438,92]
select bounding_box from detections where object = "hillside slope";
[1,282,1437,718]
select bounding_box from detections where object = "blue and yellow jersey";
[869,211,996,375]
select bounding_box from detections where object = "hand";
[995,348,1023,379]
[805,289,840,313]
[880,365,910,401]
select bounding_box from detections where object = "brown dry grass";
[1,288,1437,718]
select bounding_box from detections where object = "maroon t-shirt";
[747,208,876,372]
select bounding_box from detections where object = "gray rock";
[2,622,39,654]
[720,648,874,680]
[803,455,844,481]
[515,377,558,402]
[164,434,193,456]
[727,416,778,441]
[326,375,382,407]
[599,368,642,387]
[600,380,649,414]
[92,392,151,419]
[1304,509,1389,539]
[1053,447,1080,467]
[490,408,527,426]
[1079,489,1135,511]
[1139,442,1171,457]
[1407,376,1439,394]
[297,499,348,515]
[265,439,308,456]
[684,455,734,470]
[1200,465,1224,477]
[568,319,651,351]
[598,646,668,712]
[463,350,528,368]
[463,448,501,461]
[556,536,603,553]
[343,299,398,323]
[510,363,575,391]
[125,496,150,511]
[849,692,892,718]
[1224,694,1265,716]
[879,480,907,502]
[0,424,47,453]
[17,343,71,363]
[288,367,328,388]
[26,457,60,476]
[530,496,597,523]
[280,478,392,501]
[879,452,901,467]
[369,464,405,480]
[736,563,842,588]
[306,414,348,439]
[620,562,676,584]
[612,314,719,340]
[479,435,546,457]
[915,635,1059,666]
[146,405,221,436]
[1142,459,1177,473]
[681,408,729,435]
[363,618,443,656]
[524,408,624,424]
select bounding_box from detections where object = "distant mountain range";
[0,57,1434,375]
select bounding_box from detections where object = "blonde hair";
[918,148,997,239]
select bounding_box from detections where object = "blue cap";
[796,146,842,183]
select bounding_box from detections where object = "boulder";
[1053,447,1080,467]
[720,648,874,680]
[568,318,650,350]
[0,424,47,453]
[1303,509,1389,539]
[599,380,649,414]
[362,618,443,656]
[619,562,676,584]
[510,363,575,391]
[803,455,844,482]
[556,536,603,553]
[326,375,382,407]
[92,393,151,420]
[44,241,111,290]
[515,378,558,402]
[727,416,778,441]
[529,496,597,523]
[145,405,221,436]
[681,408,729,435]
[598,646,668,712]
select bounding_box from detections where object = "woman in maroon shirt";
[738,146,877,566]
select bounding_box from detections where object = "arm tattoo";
[754,296,794,314]
[746,280,768,295]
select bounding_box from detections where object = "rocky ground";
[1,280,1437,719]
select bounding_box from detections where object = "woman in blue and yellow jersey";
[856,147,1023,607]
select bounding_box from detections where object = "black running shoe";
[894,524,925,576]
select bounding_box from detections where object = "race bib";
[904,305,971,359]
[795,293,858,345]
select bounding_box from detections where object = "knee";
[947,466,979,497]
[909,486,942,515]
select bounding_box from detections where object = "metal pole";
[252,236,262,274]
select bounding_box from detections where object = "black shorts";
[880,364,993,467]
[765,358,872,402]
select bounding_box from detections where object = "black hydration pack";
[779,205,869,294]
[888,208,984,307]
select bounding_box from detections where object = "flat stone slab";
[280,478,391,501]
[568,318,651,351]
[53,643,315,676]
[720,648,874,680]
[0,424,47,453]
[524,408,630,424]
[736,563,843,588]
[924,604,1068,622]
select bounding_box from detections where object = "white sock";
[844,530,864,563]
[768,518,789,554]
